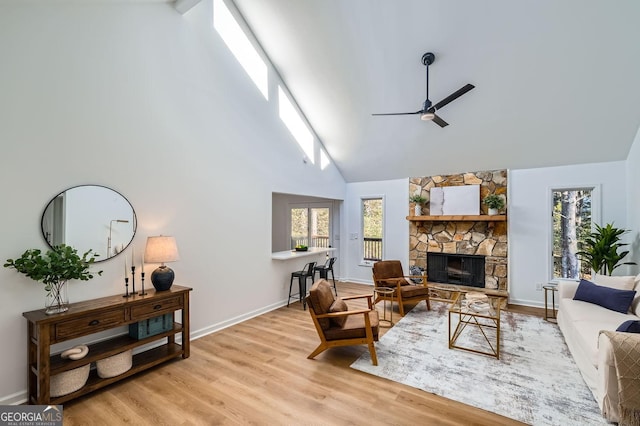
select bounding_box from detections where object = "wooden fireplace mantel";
[407,215,507,223]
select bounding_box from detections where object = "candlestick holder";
[130,265,136,294]
[123,277,132,298]
[139,272,147,296]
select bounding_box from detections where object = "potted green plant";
[576,223,637,276]
[409,194,427,216]
[4,245,102,314]
[483,194,505,215]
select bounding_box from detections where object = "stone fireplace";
[409,170,508,292]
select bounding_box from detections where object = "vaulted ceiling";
[232,0,640,182]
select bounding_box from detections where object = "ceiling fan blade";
[372,110,423,116]
[431,83,475,111]
[432,114,449,128]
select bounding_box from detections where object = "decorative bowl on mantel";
[294,246,308,252]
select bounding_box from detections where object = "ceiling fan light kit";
[372,52,474,127]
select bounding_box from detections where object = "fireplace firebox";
[427,252,485,288]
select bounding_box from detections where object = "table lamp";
[144,236,180,291]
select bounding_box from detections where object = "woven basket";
[96,349,133,378]
[50,364,90,397]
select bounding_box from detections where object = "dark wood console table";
[23,285,192,404]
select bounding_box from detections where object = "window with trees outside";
[290,204,331,249]
[362,198,383,262]
[552,188,594,280]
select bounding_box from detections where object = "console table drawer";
[131,296,183,319]
[55,309,126,341]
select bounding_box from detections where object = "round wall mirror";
[41,185,137,262]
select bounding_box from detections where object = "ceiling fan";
[372,52,474,127]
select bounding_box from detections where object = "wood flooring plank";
[62,282,529,425]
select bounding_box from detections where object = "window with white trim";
[552,187,594,280]
[362,198,383,262]
[290,203,331,249]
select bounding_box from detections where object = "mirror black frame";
[40,184,137,263]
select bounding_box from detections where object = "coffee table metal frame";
[448,292,504,359]
[373,286,394,327]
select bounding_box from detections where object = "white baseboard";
[0,390,27,405]
[190,299,288,341]
[340,277,373,285]
[508,297,546,309]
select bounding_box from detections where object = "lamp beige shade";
[144,236,180,265]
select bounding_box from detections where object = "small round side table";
[543,285,558,322]
[374,287,394,327]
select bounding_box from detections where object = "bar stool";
[314,257,337,296]
[288,261,317,310]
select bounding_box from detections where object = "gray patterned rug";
[350,302,607,426]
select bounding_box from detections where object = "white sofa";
[557,274,640,423]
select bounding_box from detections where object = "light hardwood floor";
[63,282,540,425]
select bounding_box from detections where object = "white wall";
[343,179,409,284]
[508,161,629,306]
[0,1,346,403]
[626,128,640,275]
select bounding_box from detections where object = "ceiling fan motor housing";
[422,52,435,66]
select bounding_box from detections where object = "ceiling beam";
[174,0,203,15]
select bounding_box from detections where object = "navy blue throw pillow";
[573,279,636,314]
[616,320,640,333]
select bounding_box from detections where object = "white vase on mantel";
[488,208,499,216]
[414,205,422,216]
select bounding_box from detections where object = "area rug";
[350,302,606,426]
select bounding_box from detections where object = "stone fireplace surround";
[409,170,508,292]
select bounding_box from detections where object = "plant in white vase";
[4,245,102,314]
[483,194,505,215]
[409,194,427,216]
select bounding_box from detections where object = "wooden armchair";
[372,260,431,316]
[305,279,379,365]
